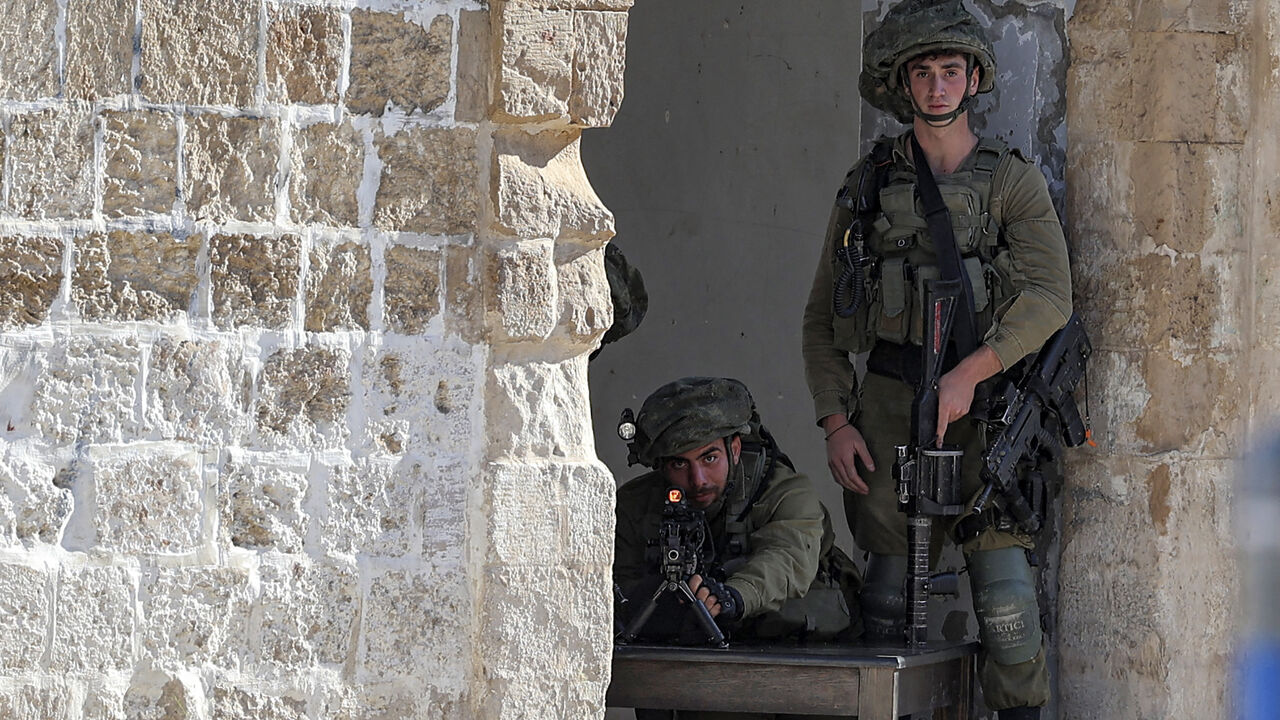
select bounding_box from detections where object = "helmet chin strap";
[910,91,974,128]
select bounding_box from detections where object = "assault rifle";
[971,313,1093,534]
[894,278,966,648]
[617,487,727,647]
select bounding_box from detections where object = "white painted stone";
[30,337,142,446]
[0,453,71,547]
[51,565,135,672]
[320,456,415,558]
[485,460,612,567]
[89,444,204,555]
[144,336,248,447]
[218,454,308,553]
[360,567,470,692]
[140,565,252,670]
[256,555,358,670]
[0,562,49,671]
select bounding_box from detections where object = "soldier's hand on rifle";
[822,414,874,495]
[936,345,1003,444]
[687,573,743,621]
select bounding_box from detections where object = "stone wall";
[0,0,627,718]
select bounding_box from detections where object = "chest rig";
[714,429,788,569]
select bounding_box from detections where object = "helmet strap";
[910,91,973,128]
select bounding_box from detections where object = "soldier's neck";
[911,117,979,175]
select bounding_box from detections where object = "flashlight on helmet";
[617,408,637,441]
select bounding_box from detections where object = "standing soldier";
[802,2,1072,719]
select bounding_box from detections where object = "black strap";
[909,132,979,357]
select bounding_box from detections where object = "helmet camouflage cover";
[628,377,755,468]
[859,0,996,123]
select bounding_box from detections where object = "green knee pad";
[968,547,1041,666]
[859,553,906,643]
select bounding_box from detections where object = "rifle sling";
[909,132,979,358]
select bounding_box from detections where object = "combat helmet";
[859,0,996,125]
[618,377,755,469]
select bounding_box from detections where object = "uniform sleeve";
[613,477,656,593]
[725,473,826,617]
[802,165,861,424]
[983,157,1073,369]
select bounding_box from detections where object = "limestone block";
[256,556,358,668]
[289,121,363,227]
[0,235,63,328]
[383,245,442,334]
[0,455,71,546]
[1069,0,1132,28]
[66,0,135,100]
[456,10,492,123]
[72,231,199,322]
[1066,29,1135,142]
[1132,141,1241,255]
[31,336,142,444]
[480,566,610,718]
[348,11,452,116]
[123,674,197,720]
[420,460,469,566]
[373,127,479,235]
[89,445,204,554]
[1072,349,1151,460]
[0,562,49,670]
[362,567,469,688]
[266,5,343,105]
[218,455,308,553]
[365,342,479,459]
[210,233,302,330]
[141,565,251,669]
[0,0,58,99]
[556,246,611,343]
[253,345,351,448]
[306,240,372,331]
[144,336,248,446]
[1136,340,1243,457]
[445,245,485,343]
[485,460,612,567]
[318,686,464,720]
[1132,32,1245,143]
[495,4,574,120]
[321,457,415,557]
[569,12,627,127]
[505,0,633,8]
[183,114,280,223]
[139,0,257,106]
[8,108,95,219]
[209,686,307,720]
[103,110,179,218]
[486,356,592,460]
[486,239,556,341]
[82,683,127,720]
[1134,0,1243,32]
[0,682,71,720]
[491,128,614,242]
[51,565,135,672]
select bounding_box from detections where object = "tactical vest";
[832,135,1021,355]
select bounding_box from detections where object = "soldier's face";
[905,53,979,117]
[661,436,743,510]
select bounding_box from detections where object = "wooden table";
[607,641,977,718]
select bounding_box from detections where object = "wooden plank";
[608,658,860,714]
[855,666,899,720]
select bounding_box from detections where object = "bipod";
[619,577,727,648]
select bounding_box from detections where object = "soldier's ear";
[729,435,742,463]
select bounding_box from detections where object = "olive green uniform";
[801,131,1072,710]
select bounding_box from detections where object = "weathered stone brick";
[321,458,415,557]
[362,567,470,685]
[66,0,135,100]
[254,346,350,447]
[486,239,556,341]
[72,231,199,322]
[218,454,307,553]
[289,121,364,227]
[486,356,591,459]
[445,245,485,343]
[90,444,204,554]
[1070,0,1133,28]
[210,686,307,720]
[0,0,58,99]
[318,686,465,720]
[506,0,633,8]
[8,108,95,218]
[51,565,135,672]
[1066,29,1135,142]
[496,4,574,120]
[0,235,63,328]
[123,674,197,720]
[139,0,257,106]
[570,12,627,127]
[348,11,452,116]
[266,5,343,105]
[102,110,179,218]
[486,460,612,567]
[456,10,492,122]
[492,128,613,242]
[365,342,479,460]
[31,336,142,444]
[306,240,372,331]
[144,336,248,445]
[1132,32,1245,143]
[256,556,358,668]
[82,684,126,720]
[384,245,442,334]
[210,233,301,330]
[556,246,611,343]
[420,460,469,566]
[0,562,49,670]
[184,114,280,223]
[1132,141,1240,255]
[1134,0,1242,32]
[0,455,71,547]
[374,127,479,235]
[141,565,251,668]
[0,681,71,720]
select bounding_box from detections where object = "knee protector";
[968,547,1042,666]
[859,553,906,643]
